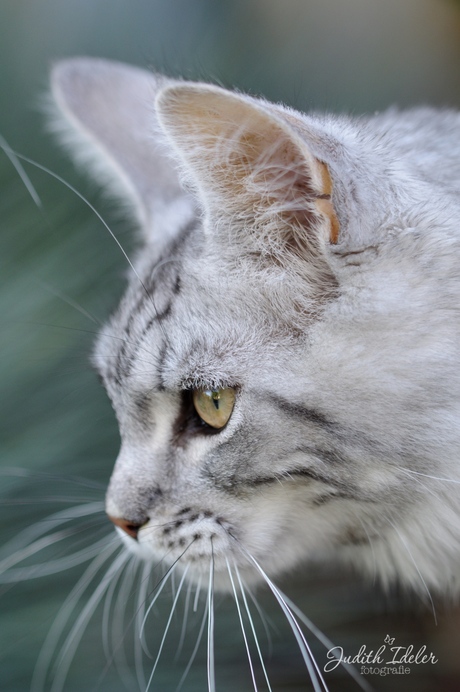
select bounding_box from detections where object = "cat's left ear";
[156,83,340,260]
[50,58,196,245]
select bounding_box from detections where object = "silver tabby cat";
[52,57,460,600]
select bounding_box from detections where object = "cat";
[46,56,460,688]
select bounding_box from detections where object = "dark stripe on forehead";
[157,341,168,391]
[113,219,196,382]
[114,265,182,382]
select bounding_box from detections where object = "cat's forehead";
[93,231,284,396]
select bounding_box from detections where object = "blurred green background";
[1,1,460,690]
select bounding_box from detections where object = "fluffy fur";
[51,57,460,598]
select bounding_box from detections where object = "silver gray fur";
[52,57,460,596]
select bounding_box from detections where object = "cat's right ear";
[50,58,196,244]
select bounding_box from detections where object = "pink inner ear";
[156,83,340,251]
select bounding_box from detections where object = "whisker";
[244,583,275,657]
[1,145,145,297]
[234,563,272,692]
[36,279,101,325]
[193,573,202,611]
[1,144,170,333]
[140,542,195,648]
[397,467,460,485]
[386,517,437,624]
[226,557,258,691]
[0,497,104,506]
[139,568,174,650]
[93,548,189,690]
[281,595,372,692]
[101,554,127,663]
[175,575,193,662]
[20,321,160,363]
[207,540,216,692]
[229,536,371,691]
[176,595,209,692]
[171,567,177,604]
[50,550,130,692]
[145,564,190,692]
[0,133,42,207]
[112,557,140,691]
[134,562,150,691]
[0,467,105,489]
[239,548,327,692]
[394,468,442,503]
[0,529,112,583]
[31,538,121,692]
[1,502,104,553]
[357,515,378,585]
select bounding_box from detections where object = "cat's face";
[93,224,400,589]
[52,58,460,595]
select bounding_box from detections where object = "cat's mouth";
[134,508,239,573]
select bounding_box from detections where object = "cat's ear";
[50,58,195,243]
[156,83,340,261]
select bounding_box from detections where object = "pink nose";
[107,515,143,540]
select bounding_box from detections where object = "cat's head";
[51,58,460,593]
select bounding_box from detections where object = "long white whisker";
[0,467,105,491]
[50,550,129,692]
[244,582,275,656]
[0,133,42,207]
[0,501,104,558]
[176,595,209,692]
[357,516,378,585]
[175,575,193,662]
[232,538,371,691]
[234,563,272,692]
[1,145,171,333]
[101,555,125,663]
[193,573,202,612]
[207,543,216,692]
[226,557,258,691]
[241,550,327,692]
[397,467,460,485]
[282,596,372,692]
[135,561,151,690]
[171,567,177,604]
[394,467,442,503]
[36,279,101,324]
[0,497,103,507]
[140,568,174,647]
[387,517,437,624]
[31,538,121,692]
[0,146,150,303]
[0,533,113,583]
[140,565,172,658]
[139,541,194,653]
[112,557,140,691]
[23,320,161,363]
[0,530,76,574]
[145,564,190,692]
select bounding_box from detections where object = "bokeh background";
[2,1,460,691]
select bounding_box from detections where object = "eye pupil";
[192,388,235,429]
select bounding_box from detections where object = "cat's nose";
[107,514,144,540]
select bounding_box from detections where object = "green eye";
[192,388,236,429]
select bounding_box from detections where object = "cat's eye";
[192,388,236,429]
